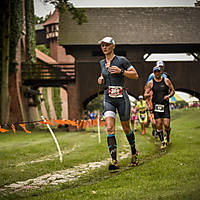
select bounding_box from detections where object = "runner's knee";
[122,126,131,134]
[106,125,115,134]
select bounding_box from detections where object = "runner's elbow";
[132,73,139,80]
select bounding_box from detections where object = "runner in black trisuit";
[97,37,139,170]
[144,66,175,149]
[145,61,171,138]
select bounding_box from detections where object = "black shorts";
[153,105,170,120]
[103,89,130,121]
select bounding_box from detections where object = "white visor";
[98,37,115,44]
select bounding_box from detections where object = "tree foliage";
[37,44,50,56]
[43,0,88,25]
[34,12,52,24]
[195,0,200,6]
[86,95,103,113]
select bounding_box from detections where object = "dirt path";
[0,150,130,193]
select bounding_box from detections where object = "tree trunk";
[1,0,11,124]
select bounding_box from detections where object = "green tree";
[43,0,88,25]
[1,0,11,124]
[34,12,52,24]
[0,0,87,124]
[37,44,50,56]
[195,0,200,6]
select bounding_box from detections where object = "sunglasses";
[154,70,161,72]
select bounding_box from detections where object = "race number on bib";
[140,114,146,121]
[154,104,165,112]
[108,86,123,98]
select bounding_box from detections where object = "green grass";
[51,87,62,119]
[0,108,200,200]
[42,87,51,119]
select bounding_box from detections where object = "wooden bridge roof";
[59,7,200,46]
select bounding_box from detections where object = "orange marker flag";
[40,119,55,126]
[64,120,71,125]
[70,120,78,127]
[0,126,9,133]
[11,124,16,134]
[19,124,31,134]
[53,120,66,125]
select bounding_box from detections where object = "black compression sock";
[157,129,164,142]
[126,130,136,155]
[165,128,171,142]
[107,134,117,161]
[165,128,171,135]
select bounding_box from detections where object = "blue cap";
[153,66,161,72]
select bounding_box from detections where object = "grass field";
[0,108,200,200]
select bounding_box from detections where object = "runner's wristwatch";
[120,68,124,75]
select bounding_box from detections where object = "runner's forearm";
[123,70,138,80]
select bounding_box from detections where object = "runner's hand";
[164,95,170,101]
[109,66,121,74]
[98,76,104,85]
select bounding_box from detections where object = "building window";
[46,26,49,33]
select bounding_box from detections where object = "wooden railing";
[21,63,75,87]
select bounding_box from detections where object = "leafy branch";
[43,0,88,25]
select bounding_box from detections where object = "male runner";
[146,61,170,85]
[97,36,139,170]
[144,66,175,149]
[145,61,170,138]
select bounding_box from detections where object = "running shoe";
[164,136,168,144]
[161,141,167,149]
[152,129,155,137]
[108,160,119,170]
[142,131,145,135]
[130,152,139,167]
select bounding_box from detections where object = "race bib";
[154,104,165,112]
[140,114,146,120]
[108,86,123,98]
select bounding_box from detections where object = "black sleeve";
[120,56,133,70]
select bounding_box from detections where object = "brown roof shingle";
[59,7,200,45]
[43,8,59,26]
